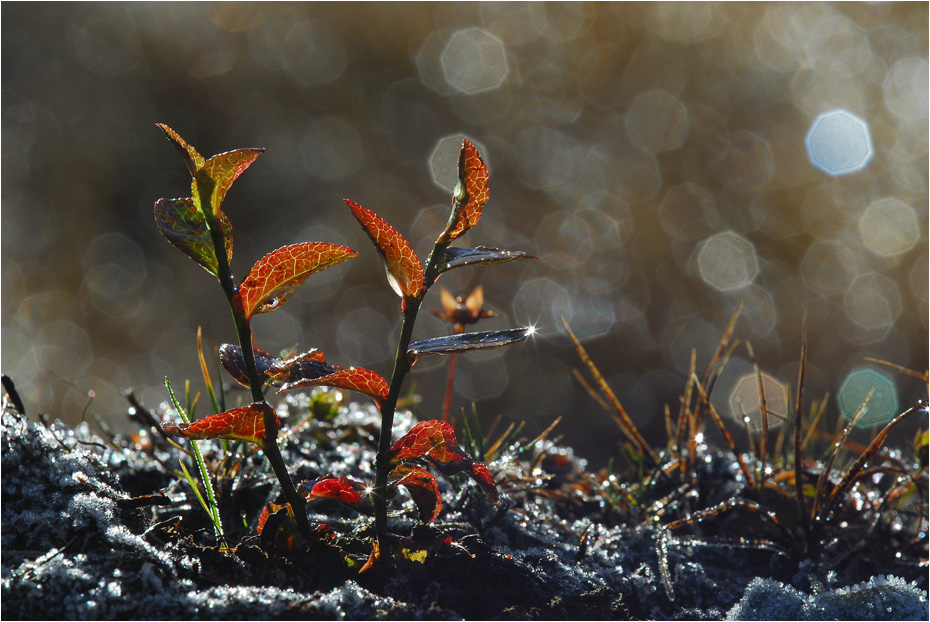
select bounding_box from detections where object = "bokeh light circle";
[837,368,899,428]
[805,110,872,175]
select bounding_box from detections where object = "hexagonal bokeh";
[805,110,872,175]
[729,372,788,431]
[858,197,920,258]
[441,28,508,94]
[429,134,486,192]
[800,240,857,296]
[659,183,717,241]
[845,273,902,332]
[837,368,899,428]
[883,57,929,122]
[300,117,363,180]
[626,90,689,153]
[696,232,758,291]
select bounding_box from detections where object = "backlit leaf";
[389,419,467,464]
[236,242,357,319]
[219,344,388,403]
[407,327,533,361]
[274,364,389,404]
[390,464,442,523]
[299,476,375,515]
[194,148,264,218]
[388,420,500,505]
[162,401,274,445]
[446,140,489,242]
[345,200,424,299]
[439,246,535,273]
[157,123,204,177]
[154,197,233,276]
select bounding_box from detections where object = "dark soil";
[2,399,927,620]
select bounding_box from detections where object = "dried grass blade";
[562,316,659,464]
[692,373,755,492]
[820,405,920,521]
[701,303,742,388]
[812,386,874,518]
[793,312,810,541]
[864,357,929,382]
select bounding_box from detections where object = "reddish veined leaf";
[157,123,204,177]
[154,197,233,277]
[194,148,264,219]
[219,344,388,403]
[446,140,489,242]
[345,200,424,300]
[273,364,389,404]
[298,476,375,515]
[389,420,500,505]
[161,402,275,446]
[235,242,358,319]
[389,419,464,464]
[391,464,442,523]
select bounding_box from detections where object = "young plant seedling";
[154,126,534,558]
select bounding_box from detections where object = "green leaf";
[439,246,535,273]
[194,148,264,219]
[154,197,233,276]
[157,123,204,177]
[407,327,533,361]
[156,124,263,219]
[235,242,357,319]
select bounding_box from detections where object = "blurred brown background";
[2,2,927,464]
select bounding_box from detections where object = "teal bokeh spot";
[838,369,899,428]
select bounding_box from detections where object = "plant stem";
[205,210,312,540]
[373,236,452,541]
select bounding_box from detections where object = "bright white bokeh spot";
[805,110,872,175]
[696,232,758,291]
[441,28,508,94]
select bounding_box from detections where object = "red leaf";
[161,402,275,445]
[345,200,424,299]
[389,420,466,464]
[157,123,204,177]
[274,364,389,405]
[299,476,374,514]
[389,420,500,505]
[154,197,233,277]
[236,242,357,319]
[391,464,442,523]
[447,140,489,242]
